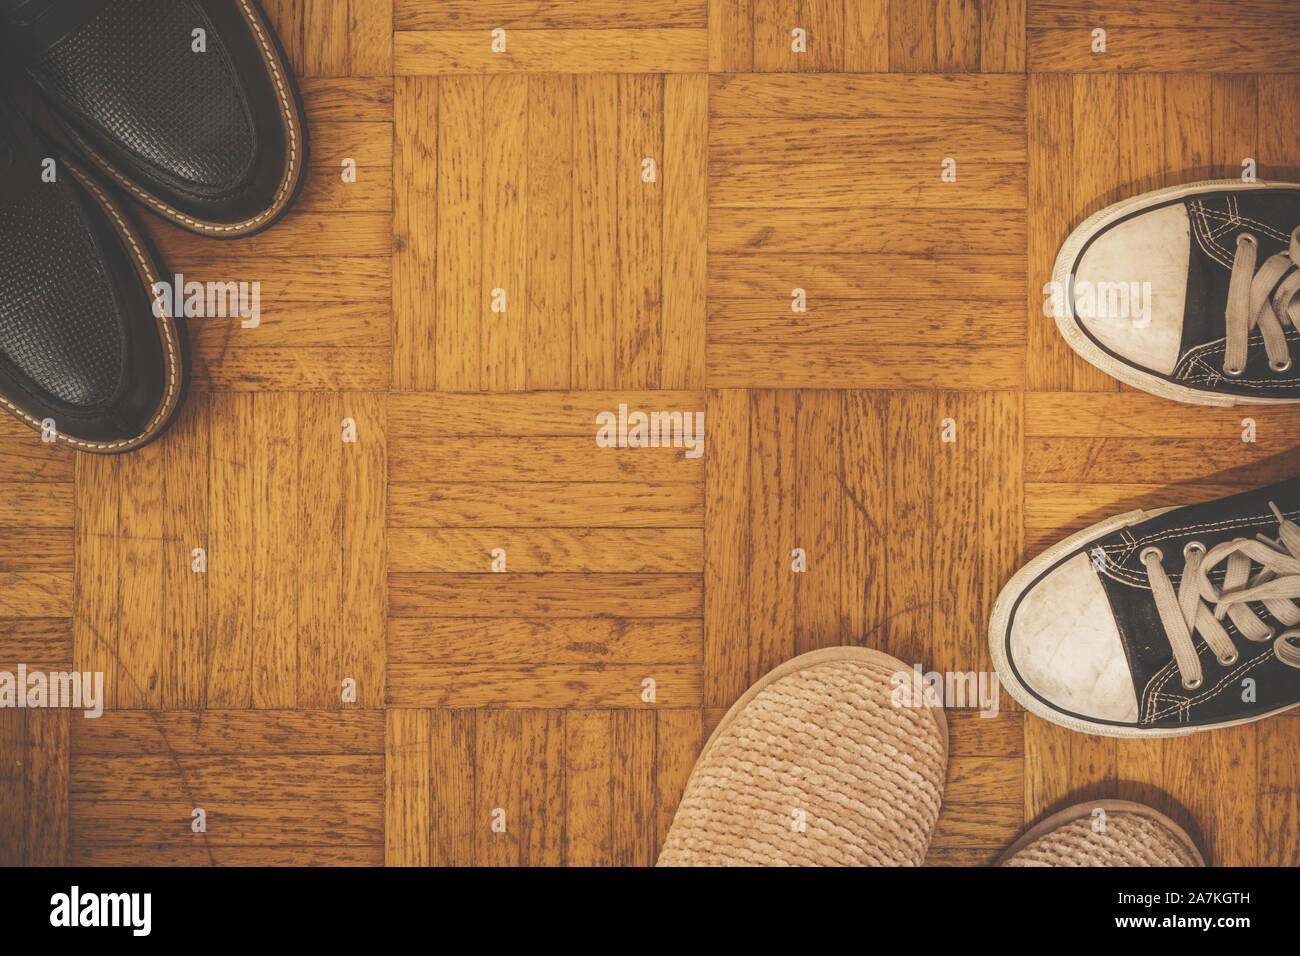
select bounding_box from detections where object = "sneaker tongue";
[1,0,113,60]
[1177,192,1300,363]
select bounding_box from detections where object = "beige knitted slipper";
[657,646,949,866]
[999,800,1206,867]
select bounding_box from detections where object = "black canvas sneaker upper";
[1059,183,1300,405]
[996,477,1300,735]
[1173,191,1300,393]
[0,93,184,452]
[1,0,307,237]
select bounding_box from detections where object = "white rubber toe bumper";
[1072,203,1191,376]
[1007,553,1139,725]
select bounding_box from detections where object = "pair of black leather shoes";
[0,0,307,452]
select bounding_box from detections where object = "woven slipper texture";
[658,657,946,866]
[1002,811,1201,867]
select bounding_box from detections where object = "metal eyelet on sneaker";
[1272,357,1293,373]
[1218,650,1239,666]
[1140,546,1163,565]
[1182,675,1204,690]
[1183,541,1205,558]
[1238,232,1258,249]
[1249,627,1278,644]
[1223,362,1246,377]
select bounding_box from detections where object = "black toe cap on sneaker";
[11,0,307,238]
[0,102,186,454]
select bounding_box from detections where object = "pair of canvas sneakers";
[996,180,1300,739]
[660,181,1300,866]
[0,0,306,453]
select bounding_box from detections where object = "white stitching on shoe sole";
[64,0,300,236]
[0,160,179,451]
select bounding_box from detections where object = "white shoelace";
[1223,226,1300,376]
[1141,502,1300,690]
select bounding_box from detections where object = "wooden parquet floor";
[2,0,1299,866]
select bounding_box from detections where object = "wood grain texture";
[0,710,69,865]
[391,73,706,391]
[1028,9,1300,74]
[394,30,708,74]
[714,0,1025,72]
[384,707,698,864]
[0,408,74,731]
[350,0,394,74]
[395,1,707,30]
[387,392,703,711]
[62,393,387,713]
[702,389,1020,703]
[707,73,1027,390]
[68,711,383,864]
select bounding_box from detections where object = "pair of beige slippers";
[657,647,1205,867]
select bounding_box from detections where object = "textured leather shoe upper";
[4,0,306,236]
[0,94,183,451]
[0,144,122,407]
[34,0,257,191]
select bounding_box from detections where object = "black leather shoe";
[1051,181,1300,406]
[0,96,186,452]
[991,478,1300,737]
[2,0,307,238]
